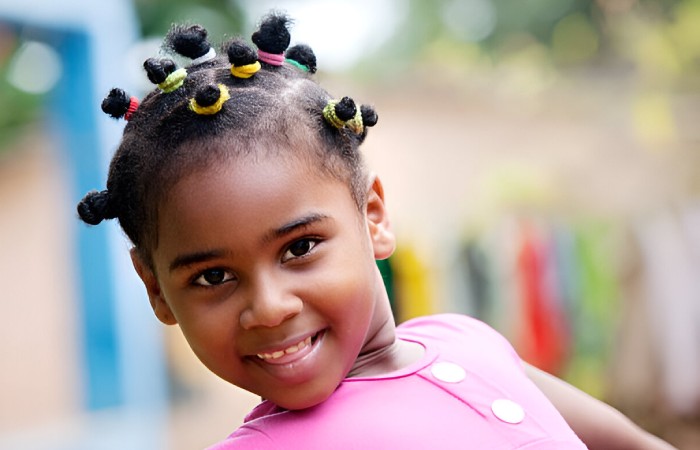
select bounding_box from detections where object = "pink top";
[207,314,587,449]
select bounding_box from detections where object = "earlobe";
[365,175,396,260]
[130,249,178,325]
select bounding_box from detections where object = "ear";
[365,175,396,260]
[130,249,178,325]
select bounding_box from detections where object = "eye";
[193,268,235,287]
[282,238,318,262]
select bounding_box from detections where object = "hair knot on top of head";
[227,39,261,79]
[323,97,365,134]
[165,24,216,65]
[77,190,116,225]
[285,44,317,73]
[189,84,230,115]
[101,88,139,121]
[252,12,292,66]
[144,57,187,93]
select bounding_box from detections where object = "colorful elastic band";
[323,99,364,134]
[189,84,230,115]
[190,47,217,65]
[124,96,139,121]
[231,61,261,79]
[323,100,345,129]
[346,108,364,134]
[158,68,187,93]
[285,58,309,72]
[257,49,285,66]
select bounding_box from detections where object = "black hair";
[77,11,378,267]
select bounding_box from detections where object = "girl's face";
[132,152,397,410]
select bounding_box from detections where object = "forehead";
[155,152,359,249]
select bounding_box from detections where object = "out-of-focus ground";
[2,68,700,449]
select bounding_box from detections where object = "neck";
[347,319,424,378]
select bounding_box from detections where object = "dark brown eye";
[194,268,234,286]
[282,239,318,262]
[290,240,311,256]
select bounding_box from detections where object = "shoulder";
[398,313,522,366]
[398,313,510,343]
[205,427,274,450]
[204,401,283,449]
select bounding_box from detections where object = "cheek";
[310,262,377,328]
[164,292,239,354]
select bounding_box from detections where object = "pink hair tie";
[124,96,139,121]
[257,49,285,66]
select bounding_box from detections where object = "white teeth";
[257,335,314,360]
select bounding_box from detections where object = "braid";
[79,10,379,259]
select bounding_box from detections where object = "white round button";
[491,399,525,424]
[430,362,467,383]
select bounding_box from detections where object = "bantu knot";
[144,58,177,84]
[189,84,230,115]
[323,96,364,133]
[335,97,357,121]
[195,84,222,107]
[360,105,378,127]
[252,12,292,54]
[165,24,212,60]
[227,39,257,66]
[102,88,130,118]
[285,44,317,73]
[77,190,115,225]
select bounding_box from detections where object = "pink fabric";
[206,314,586,449]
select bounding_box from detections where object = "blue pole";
[49,28,123,410]
[0,2,168,438]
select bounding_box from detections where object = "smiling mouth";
[256,332,320,362]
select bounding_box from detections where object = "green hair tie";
[285,58,310,72]
[158,68,187,93]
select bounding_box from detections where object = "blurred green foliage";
[135,0,245,40]
[0,34,44,151]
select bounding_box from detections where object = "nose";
[239,276,303,329]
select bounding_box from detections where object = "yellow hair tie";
[323,99,364,134]
[158,68,187,93]
[323,100,345,129]
[346,108,364,134]
[189,85,230,115]
[231,61,261,79]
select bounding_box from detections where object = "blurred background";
[1,0,699,448]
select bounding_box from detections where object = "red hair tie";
[124,96,139,121]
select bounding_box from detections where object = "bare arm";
[524,363,676,450]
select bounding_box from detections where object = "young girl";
[78,11,675,449]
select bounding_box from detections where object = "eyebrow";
[169,249,226,273]
[262,212,330,244]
